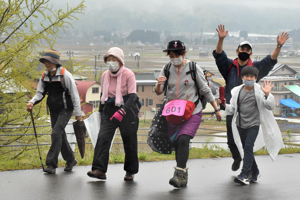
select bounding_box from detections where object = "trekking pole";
[30,110,45,171]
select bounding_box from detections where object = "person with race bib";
[213,24,289,171]
[155,40,222,188]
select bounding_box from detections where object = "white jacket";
[225,83,284,161]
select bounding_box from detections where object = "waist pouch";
[162,99,195,124]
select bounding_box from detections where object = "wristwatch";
[215,108,220,113]
[277,44,282,48]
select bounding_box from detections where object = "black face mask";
[238,52,250,61]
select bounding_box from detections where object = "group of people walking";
[26,24,289,187]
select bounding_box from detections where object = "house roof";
[135,73,157,80]
[76,81,100,102]
[284,85,300,97]
[73,74,88,80]
[268,63,297,76]
[136,80,157,85]
[0,78,28,93]
[261,76,298,81]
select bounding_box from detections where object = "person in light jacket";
[214,24,289,171]
[27,49,82,174]
[155,40,222,188]
[224,66,284,185]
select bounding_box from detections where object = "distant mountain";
[51,0,300,35]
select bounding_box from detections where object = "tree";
[0,0,85,159]
[239,30,248,40]
[126,29,160,44]
[289,28,300,42]
[164,35,189,45]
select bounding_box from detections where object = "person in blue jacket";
[213,24,289,171]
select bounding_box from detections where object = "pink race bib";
[162,100,187,116]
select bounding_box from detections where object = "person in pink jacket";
[87,47,141,181]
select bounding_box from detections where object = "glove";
[110,109,126,123]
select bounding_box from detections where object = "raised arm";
[216,24,228,54]
[261,80,275,110]
[271,32,289,60]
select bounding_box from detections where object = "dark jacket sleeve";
[253,55,277,81]
[122,93,139,113]
[99,93,105,113]
[212,50,233,80]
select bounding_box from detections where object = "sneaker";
[234,174,250,185]
[124,172,134,181]
[232,160,241,171]
[87,169,106,180]
[44,166,56,174]
[64,160,77,171]
[249,170,261,183]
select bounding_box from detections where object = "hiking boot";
[87,169,106,180]
[64,159,77,171]
[249,170,261,183]
[234,173,250,185]
[169,167,188,188]
[232,159,241,171]
[44,166,56,174]
[124,172,134,181]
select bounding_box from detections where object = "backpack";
[42,67,67,90]
[42,67,68,110]
[163,61,212,109]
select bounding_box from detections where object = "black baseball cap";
[163,40,186,52]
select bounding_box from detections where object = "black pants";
[174,135,192,169]
[92,105,139,174]
[226,115,242,162]
[46,109,74,168]
[237,126,259,176]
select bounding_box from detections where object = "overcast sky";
[49,0,300,34]
[52,0,300,9]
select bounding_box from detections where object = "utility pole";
[94,55,97,81]
[94,54,101,82]
[67,50,74,72]
[135,54,140,71]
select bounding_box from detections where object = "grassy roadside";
[1,142,300,172]
[1,118,299,172]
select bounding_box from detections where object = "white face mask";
[170,57,183,66]
[107,61,119,72]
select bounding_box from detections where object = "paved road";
[1,154,300,200]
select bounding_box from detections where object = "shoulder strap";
[60,67,67,91]
[188,61,201,106]
[60,67,68,110]
[42,71,46,79]
[188,61,201,97]
[41,67,66,83]
[163,62,172,96]
[61,67,66,75]
[237,86,244,126]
